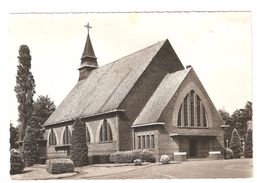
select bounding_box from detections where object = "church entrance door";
[189,137,197,157]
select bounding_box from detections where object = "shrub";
[71,118,88,167]
[160,155,170,164]
[244,129,253,158]
[229,128,242,158]
[134,159,142,166]
[22,126,38,167]
[224,148,233,159]
[46,159,74,174]
[10,149,25,175]
[110,149,155,163]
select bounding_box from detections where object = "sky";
[8,12,252,125]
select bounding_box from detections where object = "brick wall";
[158,68,224,157]
[120,41,184,123]
[45,113,119,163]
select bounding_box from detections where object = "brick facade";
[44,39,224,163]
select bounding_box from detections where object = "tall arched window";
[63,126,72,145]
[85,125,91,143]
[99,119,113,142]
[49,129,57,146]
[177,90,208,127]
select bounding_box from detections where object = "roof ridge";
[96,39,167,70]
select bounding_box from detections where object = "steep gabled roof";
[44,40,168,126]
[133,67,192,127]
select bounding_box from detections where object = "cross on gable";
[84,22,92,34]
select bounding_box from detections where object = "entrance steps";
[186,157,208,161]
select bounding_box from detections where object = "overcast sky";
[8,12,251,125]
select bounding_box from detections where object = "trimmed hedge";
[46,159,74,174]
[110,149,155,163]
[10,150,25,175]
[160,155,170,164]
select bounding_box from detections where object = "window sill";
[54,144,71,151]
[178,126,208,129]
[99,141,113,144]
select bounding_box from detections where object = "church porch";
[170,134,224,160]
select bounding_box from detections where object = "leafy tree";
[71,117,88,167]
[244,129,253,158]
[14,45,36,140]
[30,95,56,139]
[229,128,242,158]
[22,126,38,167]
[10,123,19,149]
[218,109,233,145]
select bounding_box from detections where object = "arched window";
[63,126,72,145]
[49,129,57,146]
[99,119,113,142]
[177,90,208,127]
[85,125,91,143]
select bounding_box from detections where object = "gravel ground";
[11,158,253,180]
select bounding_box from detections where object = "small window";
[151,134,155,148]
[63,126,71,145]
[49,129,57,146]
[142,136,145,149]
[146,135,150,149]
[85,125,91,143]
[99,119,113,142]
[184,94,188,126]
[177,106,182,126]
[138,136,141,149]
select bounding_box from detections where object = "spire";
[78,23,98,81]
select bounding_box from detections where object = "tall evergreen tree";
[244,129,253,158]
[14,45,36,140]
[30,95,56,139]
[10,123,19,149]
[71,117,88,167]
[229,128,242,158]
[22,126,38,167]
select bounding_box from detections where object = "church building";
[43,23,224,163]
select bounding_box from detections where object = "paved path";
[11,159,253,180]
[88,159,253,179]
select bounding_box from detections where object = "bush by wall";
[244,129,253,158]
[133,159,142,166]
[160,155,170,164]
[224,148,233,159]
[229,128,242,158]
[110,149,155,163]
[71,118,88,167]
[46,159,74,174]
[10,149,25,175]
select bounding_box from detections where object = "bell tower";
[78,23,98,81]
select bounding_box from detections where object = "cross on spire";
[84,22,92,34]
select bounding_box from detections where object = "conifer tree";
[229,128,242,158]
[244,129,253,158]
[30,95,56,139]
[22,126,38,167]
[14,45,36,140]
[10,123,19,149]
[71,117,88,167]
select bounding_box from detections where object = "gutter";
[43,109,125,127]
